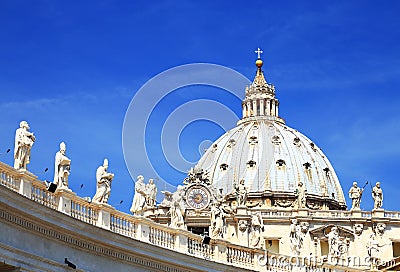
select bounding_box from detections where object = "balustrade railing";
[31,182,57,209]
[110,213,136,238]
[227,246,254,268]
[149,226,175,249]
[71,199,98,224]
[187,237,214,259]
[0,162,19,192]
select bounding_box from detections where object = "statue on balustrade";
[210,202,226,238]
[250,212,264,247]
[145,178,157,208]
[348,181,363,210]
[169,185,185,229]
[130,175,147,214]
[53,142,71,190]
[92,159,114,204]
[372,182,383,209]
[14,121,36,170]
[233,179,247,207]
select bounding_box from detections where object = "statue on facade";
[233,179,247,207]
[130,175,147,214]
[210,202,225,238]
[92,159,114,204]
[169,185,185,229]
[325,226,349,257]
[372,182,383,209]
[348,181,363,210]
[250,212,264,247]
[295,181,306,208]
[289,219,303,255]
[145,178,157,208]
[53,142,71,190]
[14,121,35,170]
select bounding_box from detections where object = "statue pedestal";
[372,208,384,218]
[351,208,362,218]
[236,206,248,215]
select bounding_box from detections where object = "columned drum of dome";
[195,54,347,210]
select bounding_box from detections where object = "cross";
[255,48,263,59]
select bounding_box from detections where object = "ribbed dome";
[195,53,346,209]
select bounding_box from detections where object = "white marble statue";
[250,212,264,247]
[130,175,146,214]
[348,181,363,210]
[289,219,303,255]
[210,203,225,238]
[92,159,114,204]
[14,121,35,170]
[296,181,306,208]
[53,142,71,190]
[145,179,157,208]
[372,182,383,209]
[169,185,185,229]
[326,226,342,257]
[233,179,247,207]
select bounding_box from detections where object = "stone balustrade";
[0,161,398,271]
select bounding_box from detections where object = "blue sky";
[0,1,399,213]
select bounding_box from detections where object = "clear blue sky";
[0,1,399,213]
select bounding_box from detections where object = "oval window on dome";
[293,137,301,147]
[247,160,257,168]
[249,136,258,145]
[220,163,229,171]
[276,159,286,168]
[272,135,281,145]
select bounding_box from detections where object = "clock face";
[186,185,211,210]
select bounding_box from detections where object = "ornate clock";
[186,185,211,210]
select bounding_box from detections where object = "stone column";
[271,100,276,116]
[266,100,271,115]
[275,101,279,117]
[253,100,257,116]
[260,99,265,115]
[247,101,251,116]
[242,103,246,118]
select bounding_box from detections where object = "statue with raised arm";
[145,178,157,208]
[92,159,114,204]
[250,212,264,247]
[348,181,363,210]
[53,142,71,190]
[14,121,35,170]
[130,175,147,214]
[372,182,383,209]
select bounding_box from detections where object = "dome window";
[310,143,317,152]
[220,163,229,171]
[303,162,311,170]
[276,159,286,167]
[293,137,301,147]
[272,135,281,145]
[228,139,236,148]
[247,160,257,168]
[249,136,258,145]
[211,144,218,153]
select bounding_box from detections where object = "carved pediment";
[310,225,354,240]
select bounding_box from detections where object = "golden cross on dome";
[255,48,263,59]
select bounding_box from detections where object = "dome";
[195,55,347,210]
